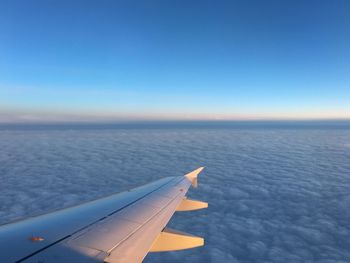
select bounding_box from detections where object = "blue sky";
[1,0,350,122]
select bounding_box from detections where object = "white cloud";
[1,126,350,262]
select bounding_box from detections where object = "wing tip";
[185,167,205,187]
[185,166,205,178]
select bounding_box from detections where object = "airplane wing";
[0,167,207,263]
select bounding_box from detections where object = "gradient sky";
[1,0,350,122]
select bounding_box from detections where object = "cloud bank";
[1,125,350,262]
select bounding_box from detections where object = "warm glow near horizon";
[1,106,350,123]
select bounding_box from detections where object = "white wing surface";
[0,167,207,263]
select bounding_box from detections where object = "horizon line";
[1,118,350,125]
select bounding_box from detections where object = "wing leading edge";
[0,167,207,263]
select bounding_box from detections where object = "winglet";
[185,167,205,188]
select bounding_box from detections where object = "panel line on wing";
[105,181,188,254]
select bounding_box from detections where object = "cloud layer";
[1,125,350,262]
